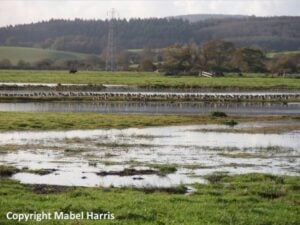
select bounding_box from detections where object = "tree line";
[0,16,299,53]
[0,40,299,75]
[160,40,300,75]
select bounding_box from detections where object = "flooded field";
[0,101,299,115]
[0,122,299,188]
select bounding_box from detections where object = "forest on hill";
[0,16,299,54]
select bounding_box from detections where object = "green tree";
[17,60,31,69]
[0,59,12,69]
[34,58,53,69]
[139,59,156,71]
[201,40,236,72]
[231,48,267,72]
[117,51,130,71]
[268,53,300,75]
[162,44,195,75]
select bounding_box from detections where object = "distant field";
[0,46,90,64]
[0,70,299,90]
[267,50,300,58]
[127,48,162,53]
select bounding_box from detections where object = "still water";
[0,122,299,188]
[0,101,299,115]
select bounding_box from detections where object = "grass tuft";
[210,111,228,117]
[150,164,177,176]
[0,165,19,177]
[258,186,287,199]
[223,120,238,127]
[205,172,228,183]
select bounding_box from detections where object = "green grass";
[0,173,299,224]
[127,48,143,53]
[150,164,178,176]
[0,112,293,131]
[0,47,90,64]
[0,70,300,89]
[267,50,300,58]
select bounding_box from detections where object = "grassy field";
[0,70,300,89]
[0,173,299,224]
[266,50,300,58]
[0,47,90,64]
[0,111,296,131]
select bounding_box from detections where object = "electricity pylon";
[105,8,118,71]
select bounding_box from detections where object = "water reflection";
[0,101,299,115]
[0,123,299,187]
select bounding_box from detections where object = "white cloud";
[0,0,299,27]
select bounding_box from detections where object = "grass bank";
[0,70,300,90]
[0,173,299,224]
[0,112,295,131]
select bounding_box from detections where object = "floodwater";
[0,122,299,188]
[0,82,128,88]
[0,101,299,115]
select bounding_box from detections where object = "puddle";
[13,172,204,188]
[0,122,299,188]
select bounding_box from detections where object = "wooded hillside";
[0,16,299,54]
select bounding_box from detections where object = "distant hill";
[169,14,249,23]
[0,46,90,64]
[0,16,299,54]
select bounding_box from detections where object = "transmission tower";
[105,8,118,71]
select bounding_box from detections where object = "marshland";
[0,4,300,223]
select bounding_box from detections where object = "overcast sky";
[0,0,299,27]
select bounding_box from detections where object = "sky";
[0,0,299,27]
